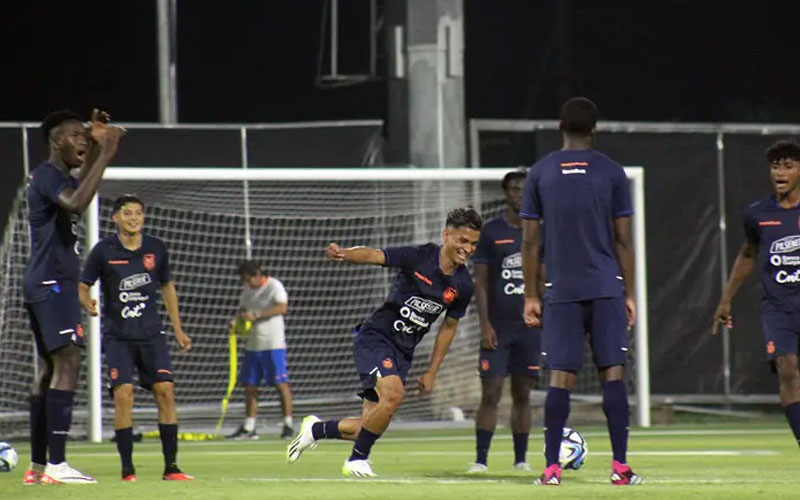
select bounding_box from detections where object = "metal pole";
[241,128,253,259]
[631,169,651,427]
[86,196,102,443]
[369,0,377,77]
[157,0,178,124]
[716,132,732,398]
[21,127,39,384]
[330,0,338,78]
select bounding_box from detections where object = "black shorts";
[353,328,413,402]
[104,335,174,391]
[479,324,540,378]
[26,284,85,355]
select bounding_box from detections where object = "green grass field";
[1,422,798,499]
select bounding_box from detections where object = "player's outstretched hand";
[523,296,542,327]
[711,301,733,335]
[82,298,99,317]
[327,243,346,261]
[417,370,436,397]
[87,108,111,143]
[177,331,192,352]
[480,325,497,350]
[625,296,636,330]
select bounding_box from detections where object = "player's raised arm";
[712,241,758,335]
[78,109,111,183]
[418,316,460,396]
[161,281,192,351]
[326,243,386,266]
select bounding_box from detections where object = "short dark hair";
[559,97,598,136]
[237,260,262,277]
[766,139,800,164]
[445,207,483,231]
[41,109,83,144]
[501,169,527,191]
[113,194,144,213]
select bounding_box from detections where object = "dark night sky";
[2,0,799,123]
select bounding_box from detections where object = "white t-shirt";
[238,277,288,351]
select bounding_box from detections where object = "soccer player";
[286,208,482,477]
[226,260,294,440]
[23,109,124,485]
[78,194,193,482]
[468,170,540,473]
[712,139,800,452]
[521,97,642,486]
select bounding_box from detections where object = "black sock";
[602,380,629,464]
[115,427,134,470]
[784,402,800,447]
[312,420,342,440]
[513,432,529,465]
[475,429,493,465]
[544,387,570,467]
[29,395,48,465]
[159,423,178,469]
[349,427,381,461]
[46,389,74,464]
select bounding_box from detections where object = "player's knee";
[480,390,502,407]
[380,384,405,408]
[113,385,134,409]
[152,382,175,406]
[511,390,530,406]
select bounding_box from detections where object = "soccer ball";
[543,427,587,470]
[0,442,18,472]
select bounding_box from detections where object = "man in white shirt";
[227,261,294,439]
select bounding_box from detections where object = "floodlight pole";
[157,0,178,124]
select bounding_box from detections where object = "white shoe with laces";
[286,415,320,464]
[41,462,97,484]
[342,459,377,478]
[467,463,489,473]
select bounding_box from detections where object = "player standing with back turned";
[521,97,642,486]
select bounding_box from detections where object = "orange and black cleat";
[22,468,43,485]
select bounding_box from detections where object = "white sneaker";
[342,459,377,478]
[286,415,321,464]
[513,462,532,472]
[41,462,97,484]
[467,463,489,473]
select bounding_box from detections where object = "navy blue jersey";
[472,215,526,330]
[359,243,474,356]
[520,149,632,303]
[23,162,80,302]
[81,233,171,340]
[743,197,800,308]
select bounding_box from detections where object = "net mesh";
[0,174,640,436]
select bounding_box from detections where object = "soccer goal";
[0,167,649,442]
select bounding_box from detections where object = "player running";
[287,208,482,478]
[78,194,193,482]
[23,109,124,485]
[712,139,800,453]
[521,97,642,486]
[468,170,540,473]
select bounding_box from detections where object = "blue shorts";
[241,349,289,386]
[25,284,85,355]
[479,323,540,377]
[541,297,628,372]
[761,308,800,362]
[104,335,174,391]
[353,328,413,402]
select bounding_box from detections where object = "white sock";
[283,416,293,427]
[244,417,256,432]
[30,462,46,473]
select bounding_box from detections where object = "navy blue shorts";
[353,328,413,402]
[104,335,174,391]
[479,324,540,378]
[240,349,289,386]
[761,309,800,362]
[541,297,628,372]
[25,284,85,355]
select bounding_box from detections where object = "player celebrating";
[468,170,540,473]
[226,260,294,440]
[78,194,193,482]
[521,97,642,486]
[712,139,800,451]
[287,208,482,477]
[23,109,124,485]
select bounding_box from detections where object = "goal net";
[0,167,648,438]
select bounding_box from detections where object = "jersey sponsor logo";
[767,341,775,355]
[382,358,394,369]
[770,255,800,267]
[503,283,524,295]
[110,368,118,380]
[121,303,147,319]
[494,239,515,245]
[759,220,782,226]
[119,273,151,291]
[405,296,444,315]
[770,235,800,254]
[775,269,800,284]
[119,291,149,303]
[442,286,458,304]
[502,252,521,269]
[108,259,129,265]
[398,306,431,329]
[143,253,156,271]
[414,271,432,286]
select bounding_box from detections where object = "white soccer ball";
[0,442,18,472]
[543,427,587,470]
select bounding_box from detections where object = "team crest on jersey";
[110,368,118,380]
[143,253,156,271]
[480,360,489,371]
[442,286,458,304]
[76,324,84,338]
[382,358,394,369]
